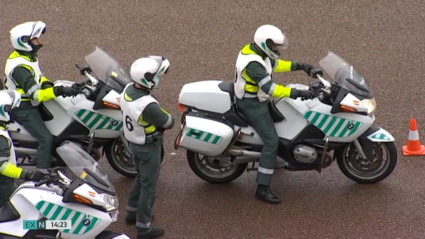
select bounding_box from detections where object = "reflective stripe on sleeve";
[258,75,271,87]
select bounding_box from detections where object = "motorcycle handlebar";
[34,167,67,187]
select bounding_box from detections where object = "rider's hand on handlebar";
[24,170,48,182]
[299,63,314,76]
[54,85,83,98]
[296,89,316,101]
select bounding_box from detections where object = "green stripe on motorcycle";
[82,111,94,123]
[370,132,390,140]
[304,111,363,138]
[88,114,103,128]
[74,109,122,131]
[50,206,63,220]
[115,122,123,131]
[97,117,110,129]
[35,201,100,235]
[186,128,223,145]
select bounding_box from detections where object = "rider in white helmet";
[120,56,174,239]
[234,24,323,204]
[3,21,81,173]
[0,90,47,208]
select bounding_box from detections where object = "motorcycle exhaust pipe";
[14,147,37,156]
[228,149,261,164]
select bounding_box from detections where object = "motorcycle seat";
[0,201,20,223]
[218,81,236,104]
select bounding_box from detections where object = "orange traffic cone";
[402,118,425,156]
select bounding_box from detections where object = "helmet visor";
[267,37,288,56]
[30,21,46,39]
[148,56,170,78]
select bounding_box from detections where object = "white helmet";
[0,90,21,123]
[10,21,46,52]
[130,56,170,90]
[254,24,288,60]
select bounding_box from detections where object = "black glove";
[54,85,82,97]
[24,170,47,182]
[290,89,315,100]
[299,63,314,76]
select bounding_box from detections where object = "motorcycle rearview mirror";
[75,63,92,75]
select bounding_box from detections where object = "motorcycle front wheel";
[105,138,165,178]
[335,141,397,184]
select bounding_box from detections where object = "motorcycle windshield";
[56,141,116,194]
[84,46,132,92]
[318,51,374,99]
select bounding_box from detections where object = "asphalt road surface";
[2,0,425,238]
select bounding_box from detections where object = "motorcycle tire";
[335,141,397,184]
[187,150,247,184]
[104,138,164,178]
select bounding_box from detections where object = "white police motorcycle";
[0,141,130,239]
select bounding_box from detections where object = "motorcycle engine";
[293,145,318,163]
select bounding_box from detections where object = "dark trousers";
[126,136,162,235]
[236,98,279,186]
[11,105,54,169]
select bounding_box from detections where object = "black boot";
[255,184,281,204]
[137,227,164,239]
[125,214,155,225]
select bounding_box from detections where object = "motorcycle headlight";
[362,98,376,114]
[99,193,119,211]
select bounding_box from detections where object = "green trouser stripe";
[97,118,110,129]
[36,200,45,210]
[317,115,329,129]
[83,217,98,234]
[323,117,337,134]
[330,119,345,137]
[82,112,94,123]
[204,133,212,142]
[88,114,103,128]
[50,206,63,220]
[43,203,54,216]
[76,110,85,118]
[212,136,220,144]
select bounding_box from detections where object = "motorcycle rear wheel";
[335,141,397,184]
[187,150,247,184]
